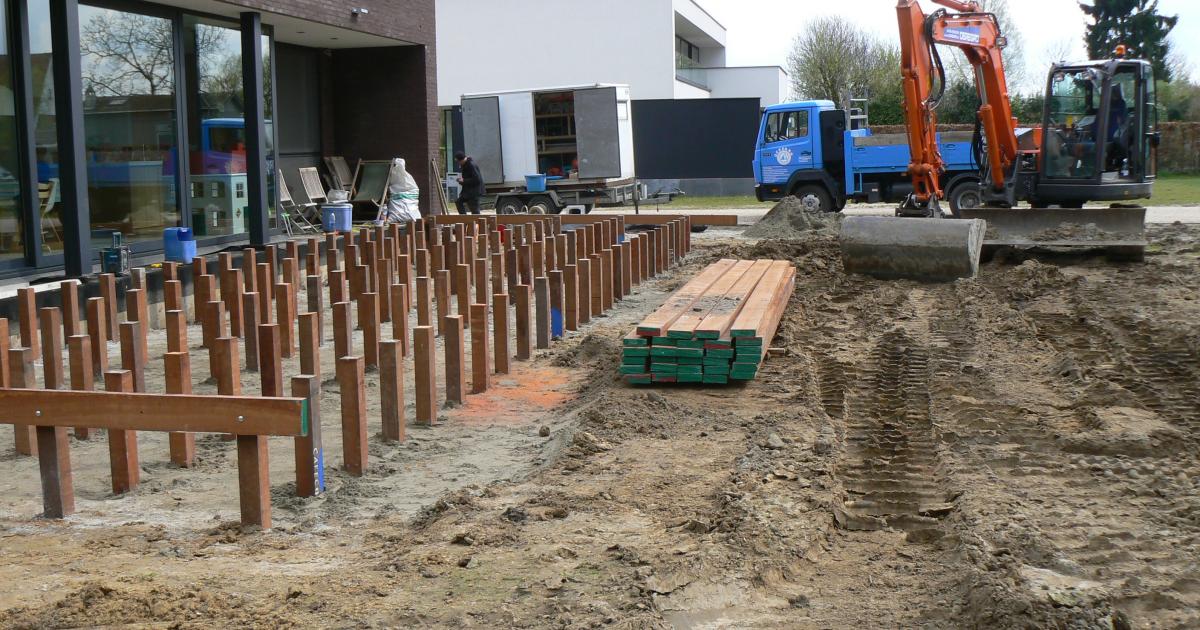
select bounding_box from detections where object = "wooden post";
[306,275,324,347]
[242,248,258,292]
[221,268,244,338]
[61,281,81,339]
[413,326,437,425]
[333,302,352,360]
[434,268,451,336]
[493,293,511,374]
[590,254,604,315]
[443,314,466,404]
[328,268,346,305]
[415,276,433,328]
[213,336,241,396]
[548,270,565,339]
[10,347,35,455]
[534,277,551,349]
[275,282,295,359]
[379,340,405,443]
[474,255,489,307]
[256,262,273,319]
[470,304,490,394]
[85,298,108,379]
[17,287,39,355]
[36,422,74,518]
[66,334,93,443]
[164,351,195,467]
[292,374,324,497]
[515,284,532,360]
[337,356,368,476]
[99,272,119,336]
[298,312,320,383]
[490,251,505,299]
[258,324,284,397]
[376,259,392,323]
[103,370,139,494]
[577,257,592,324]
[620,242,633,297]
[242,292,260,371]
[600,248,615,311]
[564,265,579,331]
[119,321,146,393]
[236,432,271,528]
[39,308,64,391]
[390,283,410,357]
[125,288,149,363]
[360,292,380,369]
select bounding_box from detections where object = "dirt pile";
[744,195,840,239]
[1030,222,1123,242]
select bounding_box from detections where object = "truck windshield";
[762,110,808,144]
[1045,69,1100,179]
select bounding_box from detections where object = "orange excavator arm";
[896,0,1020,212]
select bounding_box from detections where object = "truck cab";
[754,100,845,209]
[753,101,982,214]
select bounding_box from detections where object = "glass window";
[0,1,24,261]
[29,0,63,255]
[1104,67,1137,179]
[1045,69,1101,179]
[783,110,809,139]
[79,4,181,248]
[763,112,781,144]
[183,16,275,238]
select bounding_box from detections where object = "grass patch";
[1135,174,1200,206]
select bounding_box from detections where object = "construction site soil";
[2,221,1199,628]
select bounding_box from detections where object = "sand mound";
[745,196,839,239]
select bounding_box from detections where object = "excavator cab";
[1035,59,1157,206]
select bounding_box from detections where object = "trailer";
[461,84,654,214]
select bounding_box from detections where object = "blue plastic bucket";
[525,174,547,193]
[163,227,196,263]
[322,203,353,232]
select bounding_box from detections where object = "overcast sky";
[699,0,1200,92]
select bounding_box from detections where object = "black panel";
[631,98,760,179]
[275,43,322,156]
[451,106,464,158]
[820,109,848,165]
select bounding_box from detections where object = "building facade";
[435,0,786,195]
[0,0,439,280]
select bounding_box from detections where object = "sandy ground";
[1,218,1199,628]
[597,203,1200,225]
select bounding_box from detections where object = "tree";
[945,0,1026,91]
[80,11,174,96]
[787,15,894,109]
[1080,0,1178,81]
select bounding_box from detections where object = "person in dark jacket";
[454,151,484,215]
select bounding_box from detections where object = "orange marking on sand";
[448,366,574,426]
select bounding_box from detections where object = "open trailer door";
[574,87,621,179]
[462,96,504,185]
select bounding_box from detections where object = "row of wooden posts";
[0,213,692,527]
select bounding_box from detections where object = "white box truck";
[461,84,647,214]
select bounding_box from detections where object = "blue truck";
[753,100,981,214]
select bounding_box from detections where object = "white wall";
[673,80,711,100]
[671,0,726,47]
[436,0,677,105]
[705,66,789,106]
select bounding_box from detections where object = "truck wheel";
[496,197,523,215]
[947,180,983,217]
[792,185,833,213]
[527,195,554,215]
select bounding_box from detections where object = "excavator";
[841,0,1156,280]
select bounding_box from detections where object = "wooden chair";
[324,156,355,194]
[298,167,328,207]
[351,160,393,222]
[277,170,319,236]
[39,178,62,253]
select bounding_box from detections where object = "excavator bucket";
[958,206,1147,261]
[840,216,987,282]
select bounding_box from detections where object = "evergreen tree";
[1080,0,1178,81]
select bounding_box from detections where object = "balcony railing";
[674,66,708,90]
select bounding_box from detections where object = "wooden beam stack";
[622,258,795,385]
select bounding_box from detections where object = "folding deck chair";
[277,170,320,236]
[324,156,356,194]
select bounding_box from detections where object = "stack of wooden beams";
[622,258,795,385]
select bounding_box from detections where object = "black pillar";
[49,0,91,277]
[241,12,269,246]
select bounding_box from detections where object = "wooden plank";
[695,260,773,340]
[0,387,309,436]
[337,356,368,476]
[667,260,755,339]
[730,261,796,342]
[635,259,738,337]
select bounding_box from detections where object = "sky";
[698,0,1200,92]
